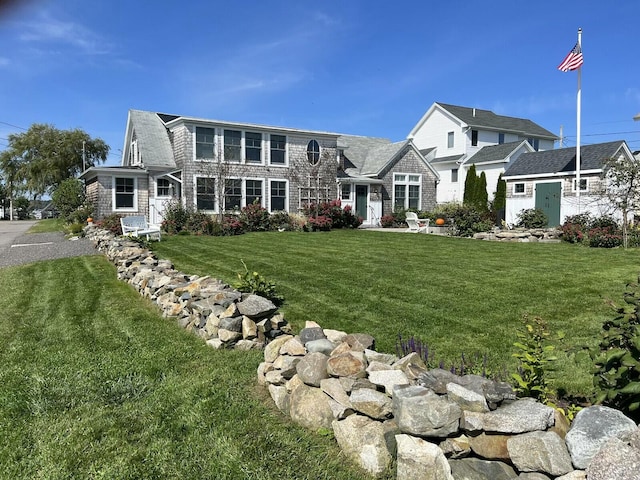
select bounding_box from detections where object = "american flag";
[558,43,583,72]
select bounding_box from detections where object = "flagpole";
[576,28,582,209]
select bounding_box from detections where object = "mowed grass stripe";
[0,256,375,479]
[152,229,640,395]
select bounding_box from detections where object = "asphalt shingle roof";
[437,102,557,139]
[467,141,528,165]
[130,110,176,169]
[504,140,626,177]
[430,154,465,165]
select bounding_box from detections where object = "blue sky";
[1,0,639,166]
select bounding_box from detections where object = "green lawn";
[152,229,640,396]
[27,218,66,233]
[0,256,374,479]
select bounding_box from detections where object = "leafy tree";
[493,173,507,224]
[463,164,477,206]
[598,155,640,248]
[478,171,488,212]
[0,149,24,220]
[1,124,109,201]
[52,178,85,222]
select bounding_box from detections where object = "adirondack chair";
[120,215,162,241]
[405,212,430,233]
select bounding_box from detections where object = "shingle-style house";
[407,102,558,204]
[502,140,635,226]
[337,135,439,223]
[81,109,439,227]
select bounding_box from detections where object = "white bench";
[120,215,161,241]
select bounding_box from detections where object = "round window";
[306,140,320,165]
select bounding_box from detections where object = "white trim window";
[245,131,262,164]
[341,184,351,201]
[447,131,454,149]
[513,182,526,195]
[451,168,458,183]
[113,177,137,211]
[157,178,171,197]
[224,129,242,162]
[307,139,321,165]
[224,178,242,211]
[246,179,263,206]
[269,179,288,212]
[572,178,588,193]
[196,127,216,160]
[195,177,216,211]
[270,134,287,165]
[393,173,421,210]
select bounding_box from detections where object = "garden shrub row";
[560,213,639,248]
[96,199,362,238]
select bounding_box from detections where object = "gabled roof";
[123,110,176,169]
[467,140,533,165]
[408,102,558,140]
[338,135,439,180]
[430,154,465,165]
[504,140,631,177]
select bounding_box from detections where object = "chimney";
[473,108,476,117]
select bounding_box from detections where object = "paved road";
[0,220,99,268]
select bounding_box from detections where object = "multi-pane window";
[514,183,525,194]
[393,173,421,210]
[224,179,242,210]
[447,131,454,148]
[224,130,241,162]
[270,180,287,211]
[157,178,171,197]
[270,134,286,165]
[498,133,505,144]
[245,132,262,163]
[451,168,458,183]
[196,127,216,159]
[573,178,588,192]
[471,130,478,146]
[115,177,135,209]
[341,184,351,200]
[196,177,216,210]
[246,179,263,206]
[307,139,320,165]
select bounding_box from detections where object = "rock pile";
[473,228,561,243]
[261,322,640,479]
[85,227,291,350]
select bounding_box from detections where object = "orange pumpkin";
[87,217,93,224]
[435,218,445,226]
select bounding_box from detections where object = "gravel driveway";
[0,221,99,268]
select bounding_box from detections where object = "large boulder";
[446,382,489,413]
[393,385,461,437]
[327,351,367,378]
[236,294,277,319]
[507,431,573,476]
[368,369,410,396]
[565,405,637,469]
[289,384,333,430]
[587,435,640,480]
[395,434,453,480]
[332,415,397,476]
[295,352,330,387]
[463,398,554,434]
[349,387,393,420]
[448,458,517,480]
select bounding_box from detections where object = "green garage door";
[535,182,561,227]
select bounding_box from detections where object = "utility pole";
[82,141,86,172]
[558,125,563,148]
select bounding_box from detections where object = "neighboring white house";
[503,140,636,227]
[407,102,558,204]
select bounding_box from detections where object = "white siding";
[412,109,465,156]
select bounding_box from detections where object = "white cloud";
[18,10,113,56]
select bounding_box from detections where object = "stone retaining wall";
[473,228,562,243]
[260,323,640,479]
[85,227,291,350]
[86,226,639,479]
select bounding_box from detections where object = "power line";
[0,121,27,131]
